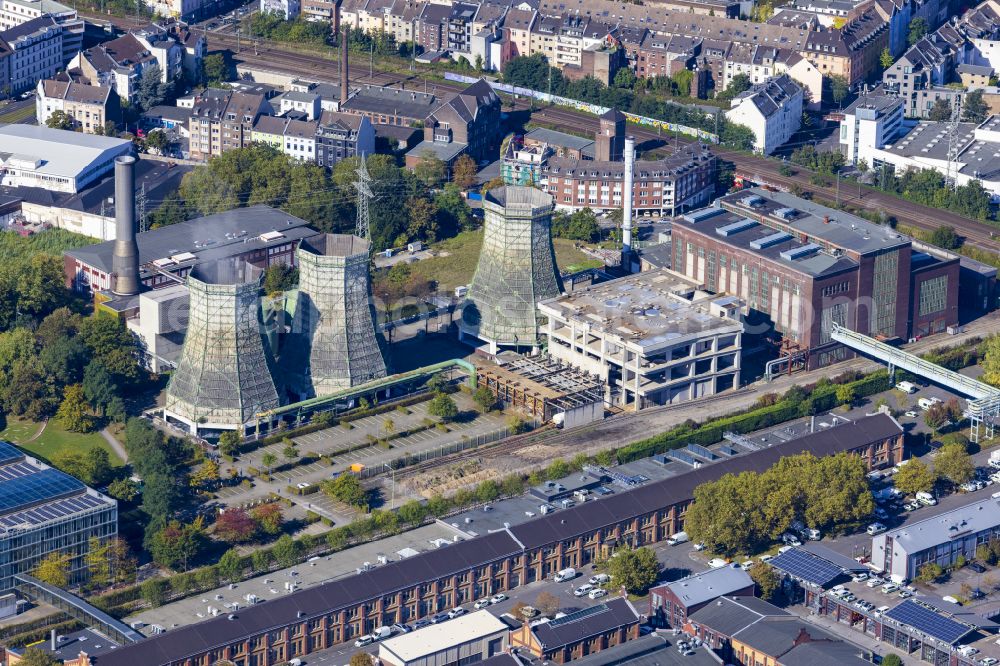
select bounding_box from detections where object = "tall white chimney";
[621,136,635,271]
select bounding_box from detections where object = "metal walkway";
[829,323,1000,442]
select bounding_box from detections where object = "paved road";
[100,428,129,463]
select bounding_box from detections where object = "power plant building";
[460,186,563,354]
[538,270,743,410]
[164,261,280,435]
[284,234,387,398]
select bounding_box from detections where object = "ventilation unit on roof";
[683,207,724,223]
[751,231,793,250]
[780,243,821,261]
[774,207,797,220]
[741,195,765,207]
[717,218,758,237]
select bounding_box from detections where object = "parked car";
[588,588,608,600]
[866,577,885,588]
[391,623,411,634]
[354,635,374,648]
[490,593,507,604]
[412,618,432,630]
[969,562,987,573]
[867,522,887,535]
[881,583,899,594]
[447,607,465,619]
[474,599,491,610]
[708,558,729,568]
[431,612,450,624]
[574,584,594,597]
[693,542,706,551]
[852,573,868,583]
[588,574,610,586]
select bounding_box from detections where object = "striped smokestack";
[621,136,635,272]
[112,156,140,296]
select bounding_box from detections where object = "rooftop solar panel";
[0,468,85,517]
[0,441,25,466]
[769,548,843,587]
[883,600,972,645]
[548,604,608,628]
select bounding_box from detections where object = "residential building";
[35,79,120,133]
[882,33,958,117]
[280,90,321,119]
[686,596,872,666]
[406,78,502,168]
[539,270,743,409]
[634,31,699,81]
[872,496,1000,581]
[261,0,301,19]
[316,110,375,168]
[70,33,172,102]
[378,611,508,666]
[0,440,117,592]
[0,15,60,94]
[84,414,903,666]
[141,19,205,82]
[283,118,319,162]
[385,0,421,44]
[251,114,289,149]
[0,125,132,193]
[672,189,961,366]
[510,598,642,663]
[0,0,80,62]
[63,205,316,293]
[649,566,755,629]
[721,45,822,110]
[415,2,451,51]
[537,144,717,216]
[725,74,803,155]
[530,14,611,71]
[838,90,905,164]
[0,38,10,94]
[447,1,479,61]
[188,88,269,160]
[503,7,536,59]
[957,63,993,88]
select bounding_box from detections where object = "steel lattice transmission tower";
[282,234,387,398]
[353,157,374,242]
[459,185,563,354]
[164,261,279,435]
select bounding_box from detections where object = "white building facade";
[725,74,803,155]
[839,93,905,165]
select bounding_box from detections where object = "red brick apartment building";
[92,415,902,666]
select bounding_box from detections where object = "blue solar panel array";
[0,468,85,516]
[0,441,25,466]
[884,600,972,644]
[548,604,608,628]
[770,548,844,587]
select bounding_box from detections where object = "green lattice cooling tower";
[461,186,564,352]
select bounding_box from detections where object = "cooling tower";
[460,186,563,352]
[285,234,386,398]
[164,261,279,434]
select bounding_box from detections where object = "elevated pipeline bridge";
[830,323,1000,442]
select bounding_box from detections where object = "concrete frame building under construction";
[284,233,387,398]
[460,186,564,354]
[164,261,280,435]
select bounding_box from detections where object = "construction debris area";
[475,354,605,428]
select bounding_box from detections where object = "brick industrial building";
[93,414,902,666]
[672,189,964,368]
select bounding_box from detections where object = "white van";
[666,531,689,546]
[916,491,937,506]
[554,567,577,583]
[895,381,917,394]
[918,397,942,411]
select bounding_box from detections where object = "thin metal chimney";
[341,26,349,105]
[112,155,140,296]
[51,629,57,651]
[621,136,635,271]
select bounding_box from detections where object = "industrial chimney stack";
[341,26,349,105]
[621,136,635,272]
[112,155,140,296]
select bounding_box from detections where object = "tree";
[144,129,170,154]
[607,546,661,593]
[218,430,242,457]
[552,208,600,242]
[251,502,283,535]
[751,0,773,21]
[881,655,903,666]
[451,154,479,190]
[435,184,473,234]
[141,577,169,607]
[935,442,975,485]
[52,448,112,486]
[219,548,244,581]
[928,225,960,250]
[17,647,59,666]
[895,459,937,495]
[32,551,70,587]
[880,47,894,70]
[45,110,74,130]
[107,477,139,502]
[262,263,298,294]
[908,17,928,45]
[428,394,458,422]
[671,69,694,97]
[322,473,368,508]
[79,315,140,386]
[351,652,373,666]
[282,442,299,461]
[535,590,560,616]
[982,335,1000,387]
[613,67,636,89]
[828,75,849,109]
[272,534,301,567]
[749,561,781,601]
[962,90,989,123]
[261,452,277,473]
[20,255,68,320]
[215,508,257,543]
[406,196,439,243]
[202,53,230,85]
[835,384,856,407]
[150,518,205,570]
[134,65,170,113]
[56,384,93,432]
[916,561,943,583]
[924,402,950,434]
[189,459,220,490]
[414,152,447,188]
[928,98,953,121]
[473,386,497,412]
[718,73,751,101]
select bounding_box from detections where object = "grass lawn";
[0,417,124,466]
[409,231,604,290]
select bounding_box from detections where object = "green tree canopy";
[908,17,929,45]
[928,98,953,121]
[606,547,660,593]
[934,442,975,485]
[749,561,781,601]
[962,90,989,123]
[428,394,459,422]
[894,459,936,495]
